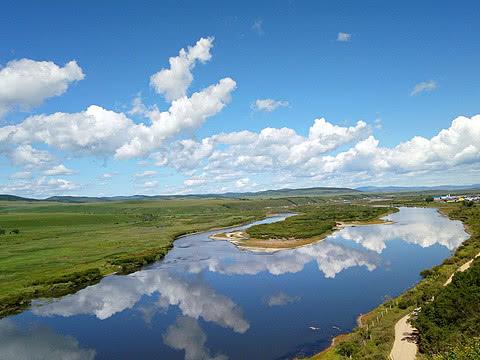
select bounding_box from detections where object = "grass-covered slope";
[247,204,394,240]
[0,197,298,317]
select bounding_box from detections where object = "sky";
[0,0,479,198]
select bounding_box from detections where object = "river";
[0,207,469,359]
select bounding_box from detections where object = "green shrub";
[336,341,360,357]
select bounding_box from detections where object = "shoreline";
[210,213,396,252]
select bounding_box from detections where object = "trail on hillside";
[389,251,480,360]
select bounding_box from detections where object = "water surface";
[0,207,469,359]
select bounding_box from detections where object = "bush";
[420,268,434,278]
[425,196,434,202]
[10,229,20,234]
[431,337,480,359]
[336,341,360,357]
[0,228,5,235]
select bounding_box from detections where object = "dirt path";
[444,252,480,286]
[390,314,417,360]
[390,251,480,360]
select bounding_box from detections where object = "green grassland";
[0,197,305,317]
[311,199,480,360]
[247,204,394,240]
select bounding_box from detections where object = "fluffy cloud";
[0,77,235,161]
[142,180,159,189]
[99,173,114,180]
[116,77,236,159]
[43,164,74,176]
[150,37,214,101]
[0,59,84,118]
[10,144,55,168]
[0,176,78,197]
[319,114,480,176]
[134,170,157,178]
[337,32,351,42]
[0,37,234,167]
[155,118,370,176]
[152,114,480,191]
[1,105,133,156]
[184,178,207,187]
[9,171,32,179]
[251,99,289,112]
[411,80,437,96]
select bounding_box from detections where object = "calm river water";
[0,207,469,360]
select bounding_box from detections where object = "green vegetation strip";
[247,204,394,240]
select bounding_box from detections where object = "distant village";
[434,194,480,202]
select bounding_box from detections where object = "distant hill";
[1,186,358,203]
[3,184,479,203]
[46,187,359,202]
[220,186,360,198]
[0,194,39,202]
[356,184,480,193]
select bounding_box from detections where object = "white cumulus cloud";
[43,164,74,176]
[150,37,214,102]
[252,98,289,112]
[0,59,84,118]
[134,170,157,178]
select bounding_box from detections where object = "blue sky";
[1,0,479,197]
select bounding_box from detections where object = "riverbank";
[309,202,479,359]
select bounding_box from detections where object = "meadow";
[0,197,298,317]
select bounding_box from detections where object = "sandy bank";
[210,217,394,252]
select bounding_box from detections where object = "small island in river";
[211,205,396,251]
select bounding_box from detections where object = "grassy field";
[0,197,303,317]
[246,204,395,240]
[310,199,480,360]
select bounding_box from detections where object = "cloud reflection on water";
[164,316,228,360]
[0,319,95,360]
[33,271,249,333]
[333,207,468,253]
